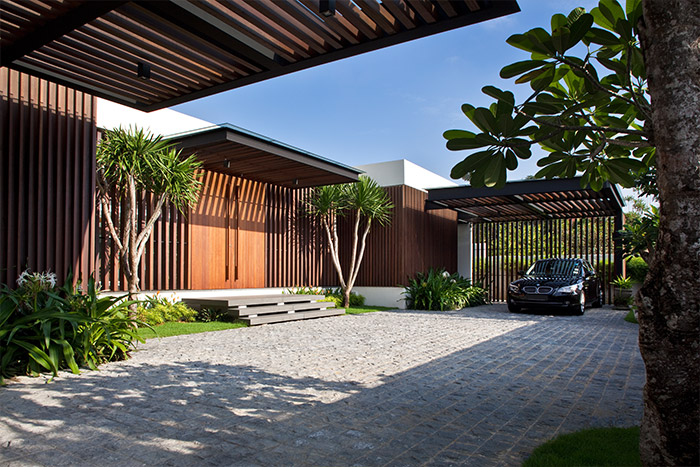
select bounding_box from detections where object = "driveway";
[0,305,645,466]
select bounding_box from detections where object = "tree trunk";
[638,1,700,465]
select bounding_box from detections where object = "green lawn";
[137,305,393,339]
[523,426,640,467]
[625,309,639,324]
[344,305,394,314]
[137,320,248,339]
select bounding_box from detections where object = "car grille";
[522,286,554,294]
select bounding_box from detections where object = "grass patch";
[625,309,638,324]
[345,305,394,315]
[523,426,640,467]
[136,305,393,339]
[137,320,248,340]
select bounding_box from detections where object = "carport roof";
[426,177,625,223]
[1,0,520,111]
[168,124,361,188]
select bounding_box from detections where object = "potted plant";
[611,275,634,309]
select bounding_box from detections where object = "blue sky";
[174,0,599,183]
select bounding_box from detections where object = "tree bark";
[637,1,700,465]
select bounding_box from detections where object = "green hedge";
[626,257,648,283]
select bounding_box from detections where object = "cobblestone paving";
[0,305,645,466]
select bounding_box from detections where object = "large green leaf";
[500,61,547,79]
[450,150,495,179]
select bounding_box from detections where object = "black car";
[507,258,603,315]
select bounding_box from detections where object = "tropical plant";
[626,256,648,283]
[443,1,699,463]
[619,204,658,263]
[96,126,202,312]
[403,269,487,311]
[305,176,393,307]
[0,271,143,383]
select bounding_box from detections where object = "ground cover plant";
[403,269,488,311]
[523,426,640,466]
[137,320,247,340]
[0,270,143,384]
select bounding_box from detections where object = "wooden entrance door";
[189,170,265,289]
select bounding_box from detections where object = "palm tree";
[306,176,393,307]
[96,127,201,312]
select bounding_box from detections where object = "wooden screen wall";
[266,184,458,288]
[95,193,189,292]
[472,217,617,303]
[0,68,97,287]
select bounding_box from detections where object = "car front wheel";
[508,302,521,313]
[571,291,585,315]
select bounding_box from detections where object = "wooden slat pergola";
[1,0,520,111]
[426,178,626,303]
[426,177,625,223]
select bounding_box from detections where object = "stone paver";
[0,305,645,466]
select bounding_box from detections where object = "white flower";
[16,269,31,287]
[442,271,450,278]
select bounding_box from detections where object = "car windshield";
[526,259,581,277]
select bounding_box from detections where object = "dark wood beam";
[1,1,127,67]
[139,1,287,72]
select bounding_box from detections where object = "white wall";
[96,97,212,136]
[457,223,473,280]
[355,159,457,191]
[353,286,406,309]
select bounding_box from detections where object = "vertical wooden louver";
[265,184,458,289]
[0,67,96,287]
[471,217,617,304]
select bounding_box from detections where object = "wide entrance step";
[182,294,345,326]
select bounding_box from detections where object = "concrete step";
[233,301,336,317]
[243,308,345,326]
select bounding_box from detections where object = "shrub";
[626,257,648,283]
[196,307,232,323]
[286,286,366,308]
[403,269,488,311]
[0,270,142,383]
[136,301,197,326]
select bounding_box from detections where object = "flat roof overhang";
[169,124,361,188]
[426,177,625,223]
[1,0,520,111]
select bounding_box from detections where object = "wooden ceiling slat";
[335,1,381,40]
[435,0,458,17]
[352,0,399,34]
[37,42,182,98]
[411,0,439,24]
[381,0,418,30]
[461,0,481,13]
[216,0,322,56]
[239,0,330,54]
[25,49,163,101]
[16,54,149,103]
[97,12,241,79]
[273,1,344,49]
[132,2,285,70]
[297,0,361,45]
[199,0,307,60]
[66,29,213,89]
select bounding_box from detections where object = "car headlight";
[555,284,581,295]
[508,284,520,294]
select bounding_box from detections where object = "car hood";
[511,276,581,288]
